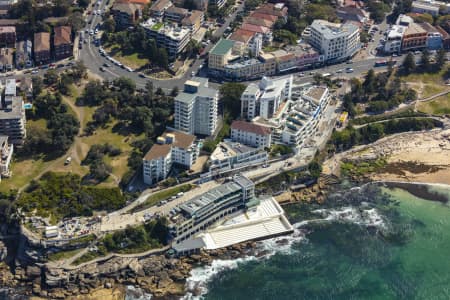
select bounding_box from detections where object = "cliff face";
[0,238,256,299]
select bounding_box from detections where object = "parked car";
[346,67,354,73]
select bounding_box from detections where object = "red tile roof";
[241,23,270,34]
[229,29,255,44]
[249,12,278,22]
[54,26,71,46]
[34,32,50,52]
[231,120,271,136]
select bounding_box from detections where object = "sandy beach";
[323,128,450,184]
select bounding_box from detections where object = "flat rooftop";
[173,197,294,251]
[210,141,257,161]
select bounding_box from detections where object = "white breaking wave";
[182,256,257,300]
[182,206,386,299]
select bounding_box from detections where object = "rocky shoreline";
[0,241,257,299]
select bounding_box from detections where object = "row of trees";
[102,218,169,253]
[402,49,447,75]
[343,70,417,115]
[20,92,80,159]
[17,172,126,220]
[82,144,122,184]
[330,118,442,151]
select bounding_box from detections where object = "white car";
[94,28,99,34]
[31,69,39,74]
[346,68,354,73]
[89,30,94,35]
[299,72,305,77]
[336,69,343,73]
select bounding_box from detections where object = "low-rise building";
[143,130,200,185]
[0,26,15,47]
[181,10,204,34]
[0,89,26,145]
[174,77,218,136]
[0,47,13,71]
[436,26,450,49]
[53,26,72,60]
[208,141,268,174]
[280,86,330,146]
[411,0,450,16]
[15,40,32,69]
[0,135,12,180]
[336,6,368,24]
[223,58,266,81]
[33,32,50,65]
[230,120,272,148]
[384,25,406,54]
[240,75,293,120]
[141,18,191,59]
[421,22,443,50]
[173,174,256,243]
[208,38,236,70]
[402,22,428,51]
[254,3,288,20]
[241,23,273,44]
[307,19,360,62]
[111,1,143,29]
[150,0,173,18]
[164,6,188,23]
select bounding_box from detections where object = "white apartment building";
[240,75,293,120]
[384,25,406,54]
[143,130,199,185]
[143,144,172,185]
[0,135,13,181]
[174,78,218,136]
[0,80,26,144]
[307,20,360,62]
[230,120,272,148]
[208,141,268,174]
[140,18,191,59]
[411,0,450,16]
[280,86,330,146]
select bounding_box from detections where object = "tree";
[308,161,322,179]
[71,61,87,80]
[219,83,246,119]
[78,0,89,8]
[363,69,376,94]
[156,48,169,69]
[68,11,85,32]
[421,49,431,71]
[436,48,446,71]
[402,53,416,74]
[32,76,44,99]
[103,17,116,33]
[44,69,59,86]
[170,86,179,97]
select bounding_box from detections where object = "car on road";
[346,67,354,73]
[414,50,421,55]
[99,66,105,72]
[89,29,94,35]
[191,71,195,76]
[346,60,353,64]
[336,69,343,73]
[125,66,133,72]
[298,72,305,77]
[138,73,146,78]
[310,71,315,75]
[57,63,65,68]
[40,65,49,69]
[103,63,110,67]
[31,69,39,74]
[94,28,99,34]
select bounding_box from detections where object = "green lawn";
[421,84,448,99]
[417,94,450,115]
[402,71,445,85]
[104,44,149,70]
[48,249,81,261]
[129,184,194,213]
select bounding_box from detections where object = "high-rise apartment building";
[174,78,218,136]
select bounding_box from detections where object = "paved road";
[79,1,245,92]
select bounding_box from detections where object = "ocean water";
[182,186,450,300]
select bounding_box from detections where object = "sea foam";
[182,205,386,299]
